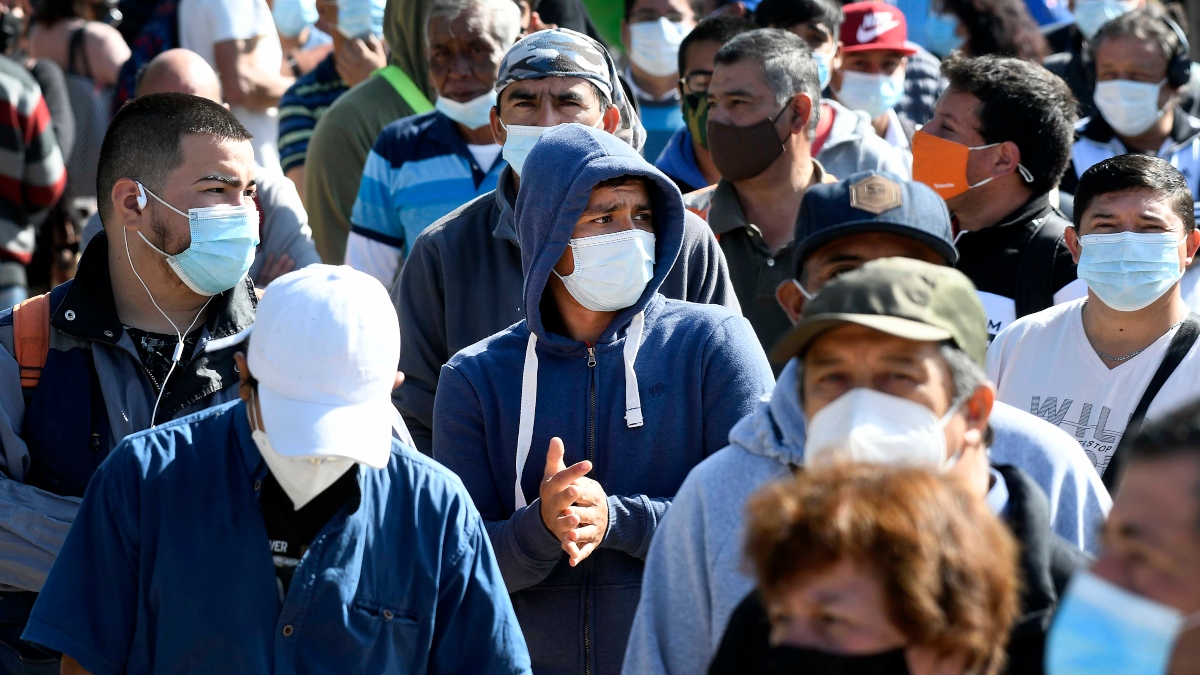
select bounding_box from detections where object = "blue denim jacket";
[23,400,531,675]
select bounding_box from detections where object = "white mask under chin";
[249,391,356,509]
[804,388,965,470]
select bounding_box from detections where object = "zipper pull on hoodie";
[587,347,596,367]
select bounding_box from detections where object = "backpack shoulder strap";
[1015,212,1068,318]
[1103,313,1200,494]
[13,293,51,390]
[374,65,434,114]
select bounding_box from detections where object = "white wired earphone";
[127,182,212,427]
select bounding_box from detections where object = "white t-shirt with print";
[987,297,1200,476]
[178,0,284,173]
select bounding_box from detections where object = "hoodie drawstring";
[512,311,646,510]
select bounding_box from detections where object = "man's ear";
[1185,227,1200,266]
[111,177,145,234]
[989,141,1021,179]
[602,104,621,134]
[490,106,505,145]
[832,42,844,71]
[961,382,995,446]
[234,352,253,403]
[776,279,805,324]
[788,93,814,135]
[1064,225,1082,264]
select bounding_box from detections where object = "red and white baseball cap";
[840,2,918,55]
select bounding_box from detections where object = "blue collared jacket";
[23,399,531,675]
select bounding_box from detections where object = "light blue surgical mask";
[1047,570,1200,674]
[834,69,906,119]
[1074,0,1138,40]
[498,121,545,177]
[813,50,833,90]
[271,0,317,40]
[435,91,498,130]
[135,182,260,296]
[924,12,964,57]
[1077,231,1185,312]
[337,0,385,39]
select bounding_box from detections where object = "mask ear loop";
[123,191,213,427]
[792,279,815,300]
[937,394,971,471]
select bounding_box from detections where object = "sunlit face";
[1066,189,1197,273]
[427,9,509,103]
[553,179,654,276]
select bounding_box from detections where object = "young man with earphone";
[0,92,260,675]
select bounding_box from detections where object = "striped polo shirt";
[277,54,347,174]
[351,111,504,251]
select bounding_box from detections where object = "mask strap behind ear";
[792,279,815,301]
[136,181,189,219]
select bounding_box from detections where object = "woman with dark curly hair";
[928,0,1049,62]
[709,464,1021,675]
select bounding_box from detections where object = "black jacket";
[707,464,1089,675]
[955,193,1078,335]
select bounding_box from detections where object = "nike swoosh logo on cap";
[856,17,903,44]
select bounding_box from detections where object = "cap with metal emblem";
[772,257,988,366]
[792,170,958,281]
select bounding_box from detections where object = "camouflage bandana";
[494,28,646,152]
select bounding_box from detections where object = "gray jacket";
[621,359,1111,675]
[393,166,740,453]
[818,98,910,180]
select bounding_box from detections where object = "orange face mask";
[911,129,1004,200]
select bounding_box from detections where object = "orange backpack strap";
[13,293,51,390]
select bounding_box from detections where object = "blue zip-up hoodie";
[432,124,773,675]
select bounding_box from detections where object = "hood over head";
[495,28,646,152]
[384,0,432,97]
[514,123,685,346]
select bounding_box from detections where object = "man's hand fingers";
[565,524,600,543]
[555,512,580,530]
[544,461,592,496]
[543,437,566,479]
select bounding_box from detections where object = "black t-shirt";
[124,326,202,391]
[259,467,358,600]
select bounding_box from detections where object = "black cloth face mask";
[766,645,911,675]
[705,100,794,182]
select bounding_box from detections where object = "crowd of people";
[0,0,1197,673]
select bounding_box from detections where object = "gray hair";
[939,344,987,402]
[714,28,822,134]
[426,0,523,48]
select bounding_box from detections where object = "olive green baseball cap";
[771,257,988,366]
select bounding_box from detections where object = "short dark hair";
[941,54,1077,195]
[97,93,252,226]
[715,28,821,133]
[753,0,843,36]
[1120,397,1200,529]
[1073,154,1196,232]
[35,0,90,26]
[1091,9,1184,77]
[678,15,757,76]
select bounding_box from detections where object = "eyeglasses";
[681,70,712,94]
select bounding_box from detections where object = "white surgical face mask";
[804,388,965,470]
[628,18,690,77]
[1076,231,1186,312]
[1074,0,1138,40]
[834,69,906,119]
[1047,570,1200,674]
[435,90,498,130]
[1094,79,1168,137]
[499,121,545,177]
[554,229,656,311]
[249,390,356,509]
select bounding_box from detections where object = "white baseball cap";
[247,265,400,469]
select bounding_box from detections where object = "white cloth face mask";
[628,18,689,77]
[1094,79,1168,137]
[804,387,965,470]
[249,390,356,510]
[435,90,498,130]
[554,229,656,312]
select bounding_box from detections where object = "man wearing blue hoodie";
[622,172,1112,675]
[432,123,773,675]
[394,28,738,454]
